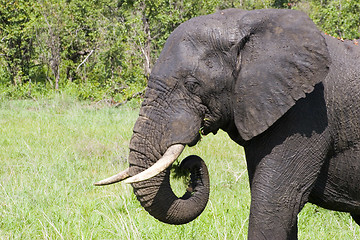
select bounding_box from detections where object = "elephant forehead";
[150,10,243,85]
[152,40,202,77]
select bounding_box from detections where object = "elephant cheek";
[166,115,202,147]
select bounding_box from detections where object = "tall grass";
[0,96,359,239]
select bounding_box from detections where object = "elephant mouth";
[201,117,220,136]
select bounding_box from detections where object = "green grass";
[0,96,359,239]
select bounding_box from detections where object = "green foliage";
[0,0,359,100]
[0,0,39,85]
[308,0,360,39]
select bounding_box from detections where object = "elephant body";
[242,35,360,238]
[96,9,360,239]
[310,36,360,214]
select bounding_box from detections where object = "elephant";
[95,8,360,239]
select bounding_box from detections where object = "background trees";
[0,0,359,101]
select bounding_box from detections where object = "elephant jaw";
[94,144,185,185]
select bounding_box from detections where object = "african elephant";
[95,9,360,239]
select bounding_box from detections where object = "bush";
[0,0,359,101]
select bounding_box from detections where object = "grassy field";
[0,96,359,239]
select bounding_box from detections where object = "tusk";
[124,144,185,184]
[93,168,130,186]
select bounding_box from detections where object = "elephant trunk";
[128,116,210,224]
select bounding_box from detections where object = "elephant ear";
[233,9,330,141]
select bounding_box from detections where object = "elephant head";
[95,9,330,224]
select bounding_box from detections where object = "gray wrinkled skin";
[125,9,360,239]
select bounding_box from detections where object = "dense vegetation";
[1,0,360,101]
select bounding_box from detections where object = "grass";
[0,96,359,239]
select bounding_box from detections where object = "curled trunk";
[129,135,210,224]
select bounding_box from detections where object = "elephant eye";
[185,78,200,94]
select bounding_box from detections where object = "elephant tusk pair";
[94,144,185,186]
